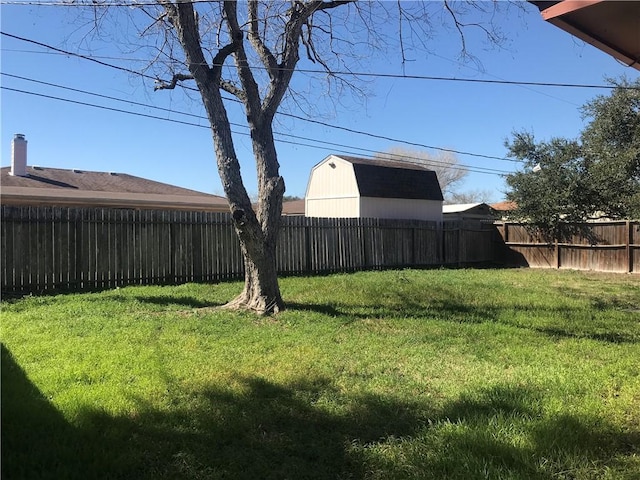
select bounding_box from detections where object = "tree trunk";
[225,238,283,314]
[224,125,285,314]
[164,1,289,314]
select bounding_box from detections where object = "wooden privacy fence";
[1,206,495,293]
[494,221,640,273]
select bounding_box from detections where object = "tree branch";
[219,79,246,100]
[223,0,263,120]
[154,72,193,91]
[443,0,467,59]
[261,0,353,120]
[160,1,213,81]
[248,0,278,80]
[211,41,237,70]
[313,0,354,12]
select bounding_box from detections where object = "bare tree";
[446,189,496,205]
[70,1,511,314]
[152,1,355,314]
[375,146,468,198]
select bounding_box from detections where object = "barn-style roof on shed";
[335,156,444,201]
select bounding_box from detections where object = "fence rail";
[1,206,495,293]
[494,221,640,273]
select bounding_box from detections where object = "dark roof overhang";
[530,1,640,70]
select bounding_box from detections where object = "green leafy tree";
[580,77,640,219]
[505,78,640,240]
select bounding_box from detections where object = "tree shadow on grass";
[132,294,222,309]
[364,384,639,479]
[285,301,345,318]
[287,294,639,344]
[4,344,639,479]
[532,325,638,344]
[2,342,424,479]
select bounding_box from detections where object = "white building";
[442,203,493,222]
[305,155,443,222]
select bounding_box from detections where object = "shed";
[442,203,493,222]
[305,155,443,221]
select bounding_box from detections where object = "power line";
[1,83,511,176]
[1,31,159,82]
[296,70,630,91]
[0,0,215,5]
[2,31,519,163]
[1,48,153,63]
[2,72,234,124]
[2,71,517,170]
[1,42,630,92]
[2,85,211,129]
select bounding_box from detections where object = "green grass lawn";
[2,268,639,479]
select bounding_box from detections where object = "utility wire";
[2,31,519,163]
[1,32,161,82]
[2,71,517,171]
[0,0,216,5]
[1,86,211,129]
[2,72,237,124]
[2,84,511,176]
[0,42,630,91]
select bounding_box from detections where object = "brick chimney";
[11,134,28,177]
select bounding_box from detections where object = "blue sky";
[1,1,638,201]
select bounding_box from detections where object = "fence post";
[440,223,445,265]
[458,222,463,268]
[411,226,415,266]
[627,220,632,273]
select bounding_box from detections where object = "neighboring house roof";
[443,203,494,222]
[282,199,305,216]
[530,1,640,70]
[334,156,444,201]
[1,166,230,212]
[443,203,486,214]
[490,201,517,212]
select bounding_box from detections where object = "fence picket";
[7,205,631,294]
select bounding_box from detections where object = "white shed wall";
[360,197,443,222]
[305,156,360,218]
[306,197,360,218]
[306,156,358,199]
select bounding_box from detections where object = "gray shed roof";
[336,156,444,201]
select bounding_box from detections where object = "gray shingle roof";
[1,166,219,196]
[1,166,229,211]
[335,156,444,201]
